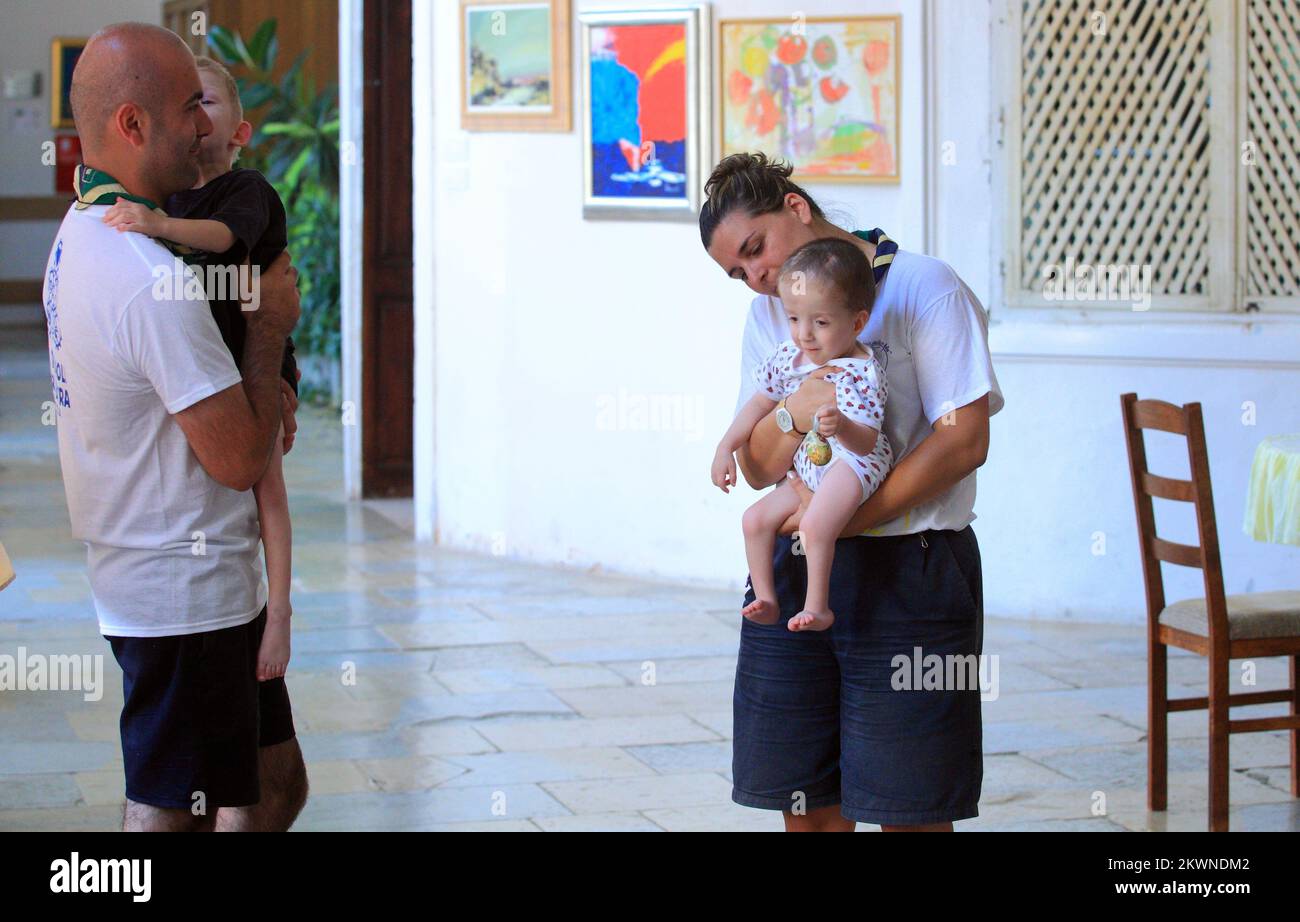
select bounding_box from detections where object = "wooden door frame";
[343,0,415,499]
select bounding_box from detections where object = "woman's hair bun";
[699,152,822,249]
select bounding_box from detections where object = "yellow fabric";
[1244,434,1300,545]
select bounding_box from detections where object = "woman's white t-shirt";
[734,247,1004,536]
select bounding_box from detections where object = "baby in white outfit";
[712,238,893,631]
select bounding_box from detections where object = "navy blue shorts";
[105,607,296,810]
[733,527,984,826]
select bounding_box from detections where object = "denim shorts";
[732,527,984,826]
[105,607,296,810]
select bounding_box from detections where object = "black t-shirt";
[165,168,297,393]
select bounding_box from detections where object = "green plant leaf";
[247,19,278,69]
[280,50,308,94]
[261,121,317,139]
[283,147,312,190]
[206,26,243,65]
[241,82,276,111]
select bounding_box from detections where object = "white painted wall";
[414,0,1300,622]
[0,0,160,280]
[419,0,925,581]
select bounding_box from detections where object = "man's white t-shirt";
[735,247,1004,536]
[42,204,266,637]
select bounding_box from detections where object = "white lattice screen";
[1017,0,1213,298]
[1245,0,1300,299]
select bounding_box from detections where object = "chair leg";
[1208,652,1230,832]
[1291,655,1299,798]
[1148,641,1167,811]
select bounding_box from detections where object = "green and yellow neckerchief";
[73,164,195,257]
[852,228,898,285]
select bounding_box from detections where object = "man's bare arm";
[173,331,287,490]
[173,252,300,491]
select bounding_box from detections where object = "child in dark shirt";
[103,55,295,683]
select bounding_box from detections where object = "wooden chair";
[1120,393,1300,831]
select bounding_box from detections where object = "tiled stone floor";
[2,326,1297,831]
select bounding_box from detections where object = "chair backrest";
[1119,393,1228,645]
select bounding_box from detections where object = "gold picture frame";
[716,15,901,184]
[51,37,88,130]
[460,0,572,132]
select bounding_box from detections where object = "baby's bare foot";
[788,609,834,632]
[741,598,781,625]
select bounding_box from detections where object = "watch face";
[776,407,793,432]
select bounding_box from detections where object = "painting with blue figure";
[589,57,686,200]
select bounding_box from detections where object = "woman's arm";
[780,395,991,536]
[252,428,292,621]
[736,370,838,489]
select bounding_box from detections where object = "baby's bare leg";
[741,478,802,624]
[789,462,862,632]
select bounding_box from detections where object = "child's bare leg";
[789,462,862,632]
[253,425,292,680]
[740,479,802,624]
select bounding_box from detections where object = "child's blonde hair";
[195,55,242,121]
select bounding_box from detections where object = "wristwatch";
[775,399,806,435]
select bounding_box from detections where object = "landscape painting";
[461,0,571,131]
[581,7,709,220]
[719,16,900,182]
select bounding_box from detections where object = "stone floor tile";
[439,747,654,788]
[553,681,733,719]
[541,772,733,813]
[624,741,732,776]
[355,755,468,791]
[0,772,83,809]
[642,802,785,832]
[473,715,720,751]
[433,664,627,694]
[534,812,663,832]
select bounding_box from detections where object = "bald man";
[41,23,308,831]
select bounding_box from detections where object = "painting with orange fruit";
[719,16,899,182]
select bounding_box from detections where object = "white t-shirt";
[735,247,1004,536]
[42,204,266,637]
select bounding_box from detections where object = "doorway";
[360,0,414,497]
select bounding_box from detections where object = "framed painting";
[717,15,900,183]
[51,37,87,130]
[579,5,711,221]
[460,0,571,132]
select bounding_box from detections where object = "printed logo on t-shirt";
[45,238,71,413]
[867,339,891,373]
[44,238,63,349]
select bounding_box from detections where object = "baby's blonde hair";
[195,55,242,120]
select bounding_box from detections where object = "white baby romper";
[754,340,894,502]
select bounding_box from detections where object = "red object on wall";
[55,135,81,195]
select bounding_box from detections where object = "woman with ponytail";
[702,152,1004,832]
